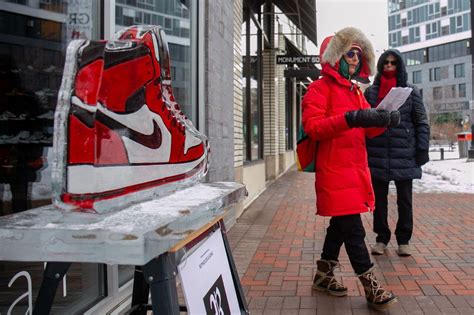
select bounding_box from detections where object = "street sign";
[276,55,320,65]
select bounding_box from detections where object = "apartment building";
[388,0,472,125]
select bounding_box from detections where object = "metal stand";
[33,262,72,315]
[31,219,248,315]
[129,253,182,315]
[34,255,183,315]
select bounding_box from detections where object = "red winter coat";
[301,29,383,217]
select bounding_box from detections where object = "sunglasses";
[345,50,362,59]
[384,60,398,66]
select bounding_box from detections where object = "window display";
[0,1,105,313]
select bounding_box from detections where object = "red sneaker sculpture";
[52,25,209,212]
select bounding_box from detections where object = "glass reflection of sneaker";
[53,25,209,212]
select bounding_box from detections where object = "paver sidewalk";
[227,168,474,314]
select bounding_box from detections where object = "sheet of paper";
[376,87,413,111]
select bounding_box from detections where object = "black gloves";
[345,108,400,128]
[416,151,429,166]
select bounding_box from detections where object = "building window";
[433,87,443,99]
[412,70,422,84]
[114,0,197,285]
[458,83,466,97]
[454,63,465,78]
[426,22,438,39]
[441,25,449,35]
[0,1,107,313]
[242,8,262,162]
[441,6,447,16]
[430,67,441,81]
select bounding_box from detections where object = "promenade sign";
[276,55,320,65]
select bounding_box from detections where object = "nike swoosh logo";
[96,111,162,149]
[70,96,166,150]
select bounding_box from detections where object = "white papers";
[376,87,413,111]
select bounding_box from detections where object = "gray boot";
[312,260,348,297]
[358,267,397,310]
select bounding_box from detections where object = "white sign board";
[178,228,240,314]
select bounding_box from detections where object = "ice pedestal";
[0,182,246,265]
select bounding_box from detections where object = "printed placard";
[178,228,240,314]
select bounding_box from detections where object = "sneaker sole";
[368,297,398,310]
[312,284,348,297]
[371,250,385,255]
[397,252,411,257]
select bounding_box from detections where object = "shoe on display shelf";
[53,25,209,212]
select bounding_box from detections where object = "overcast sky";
[309,0,389,62]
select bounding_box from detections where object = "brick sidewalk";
[227,168,474,314]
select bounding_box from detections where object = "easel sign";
[176,220,246,314]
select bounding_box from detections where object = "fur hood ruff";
[321,27,375,77]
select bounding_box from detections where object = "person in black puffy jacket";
[364,49,430,257]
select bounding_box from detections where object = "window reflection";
[0,1,105,313]
[114,0,195,284]
[242,12,262,162]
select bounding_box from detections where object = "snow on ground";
[410,147,473,194]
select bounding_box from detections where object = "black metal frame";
[32,220,249,315]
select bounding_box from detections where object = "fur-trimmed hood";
[320,27,375,79]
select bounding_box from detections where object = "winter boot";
[312,260,348,296]
[358,267,397,310]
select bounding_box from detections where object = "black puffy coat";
[364,49,430,181]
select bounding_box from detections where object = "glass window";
[429,67,442,81]
[413,70,422,83]
[454,63,465,78]
[0,1,106,313]
[242,10,262,162]
[441,6,447,16]
[434,67,441,80]
[114,0,196,284]
[458,83,466,97]
[285,79,294,151]
[441,25,449,35]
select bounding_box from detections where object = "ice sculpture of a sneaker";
[52,25,209,212]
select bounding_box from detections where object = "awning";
[283,37,320,80]
[284,37,318,68]
[247,0,317,46]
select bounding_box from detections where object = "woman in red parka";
[302,27,399,310]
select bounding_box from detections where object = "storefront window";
[115,0,194,121]
[242,9,262,161]
[114,0,195,284]
[0,1,105,313]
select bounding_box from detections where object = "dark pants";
[321,214,373,275]
[372,179,413,245]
